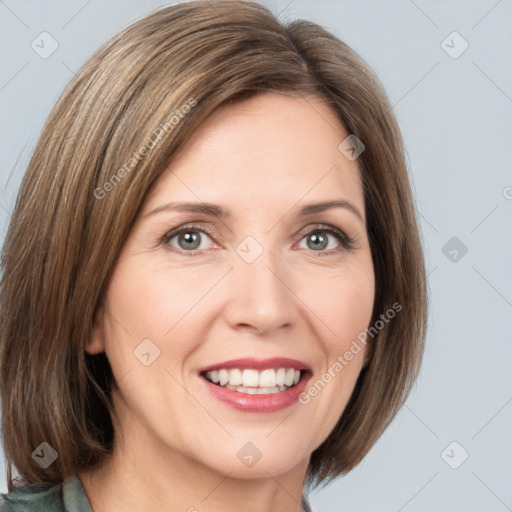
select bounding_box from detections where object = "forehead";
[144,92,364,216]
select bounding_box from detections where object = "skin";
[79,92,375,512]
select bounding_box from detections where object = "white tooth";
[242,369,259,387]
[258,387,279,394]
[228,369,243,386]
[214,368,300,391]
[259,369,276,387]
[285,368,295,386]
[276,368,286,386]
[218,369,229,386]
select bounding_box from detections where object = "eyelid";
[161,222,218,247]
[295,223,356,251]
[161,221,356,255]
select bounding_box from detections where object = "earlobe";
[85,305,106,355]
[362,345,373,369]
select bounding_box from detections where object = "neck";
[78,413,309,512]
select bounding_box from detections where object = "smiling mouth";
[200,367,307,395]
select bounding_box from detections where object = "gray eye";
[306,232,329,251]
[167,229,213,251]
[176,231,202,250]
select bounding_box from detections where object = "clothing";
[0,474,314,511]
[0,474,92,511]
[302,494,314,512]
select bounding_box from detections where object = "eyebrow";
[144,199,364,222]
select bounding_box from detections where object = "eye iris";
[172,229,336,252]
[308,232,328,250]
[179,231,201,250]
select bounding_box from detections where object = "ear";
[361,341,373,369]
[85,303,106,355]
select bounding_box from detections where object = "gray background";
[1,0,511,510]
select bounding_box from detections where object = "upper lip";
[198,357,311,373]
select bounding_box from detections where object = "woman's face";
[88,92,375,480]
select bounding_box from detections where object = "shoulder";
[0,474,92,512]
[302,494,316,512]
[0,480,65,511]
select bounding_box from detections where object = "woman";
[0,1,427,510]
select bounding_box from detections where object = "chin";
[194,437,310,480]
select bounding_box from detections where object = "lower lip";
[199,372,312,413]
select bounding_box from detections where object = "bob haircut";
[0,0,427,493]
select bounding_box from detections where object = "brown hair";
[0,0,427,493]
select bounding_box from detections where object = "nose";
[224,246,298,336]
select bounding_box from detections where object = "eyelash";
[160,222,356,256]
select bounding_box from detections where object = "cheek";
[100,261,171,377]
[330,272,374,351]
[105,259,205,337]
[100,261,206,423]
[102,259,226,375]
[296,260,374,443]
[302,258,375,355]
